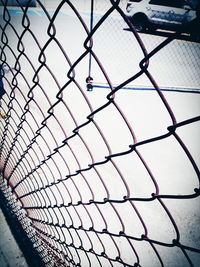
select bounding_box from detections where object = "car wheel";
[191,33,200,42]
[131,15,148,32]
[187,18,200,42]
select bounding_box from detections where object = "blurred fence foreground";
[0,0,200,266]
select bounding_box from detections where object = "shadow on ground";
[124,28,200,43]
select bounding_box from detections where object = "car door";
[148,0,188,28]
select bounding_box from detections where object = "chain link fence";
[31,0,200,91]
[0,0,200,266]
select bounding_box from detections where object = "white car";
[125,0,199,37]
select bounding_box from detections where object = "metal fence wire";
[0,0,200,266]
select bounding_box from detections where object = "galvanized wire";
[0,0,200,266]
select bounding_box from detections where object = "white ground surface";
[0,208,28,267]
[0,2,200,267]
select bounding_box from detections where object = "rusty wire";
[0,0,200,266]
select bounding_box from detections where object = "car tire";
[191,33,200,42]
[187,18,200,42]
[131,14,148,32]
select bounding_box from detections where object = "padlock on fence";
[86,76,93,92]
